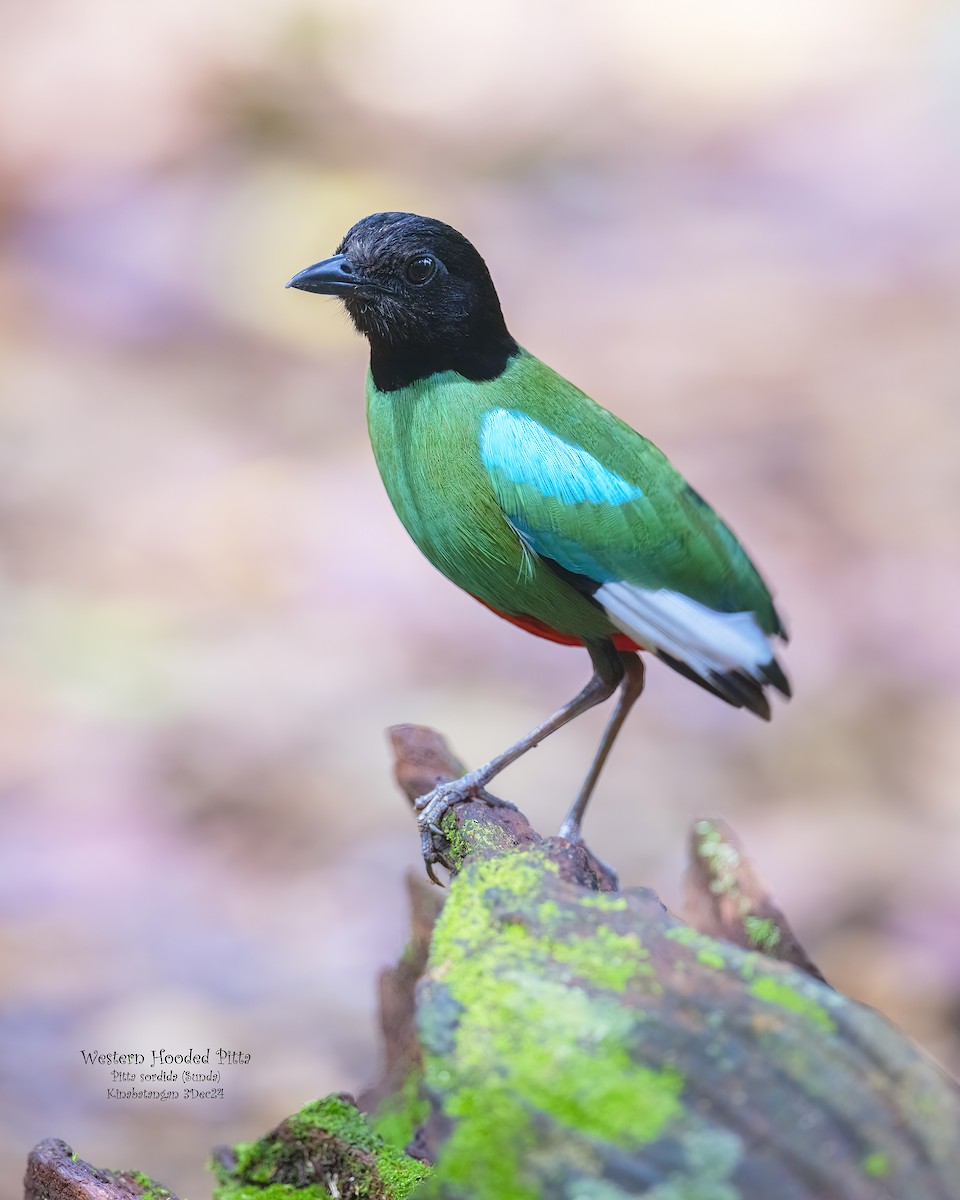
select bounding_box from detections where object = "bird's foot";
[416,773,480,886]
[415,771,515,885]
[414,770,482,825]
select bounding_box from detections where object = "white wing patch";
[596,582,773,677]
[480,408,644,506]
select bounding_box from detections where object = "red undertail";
[473,596,642,653]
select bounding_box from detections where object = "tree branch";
[24,725,960,1200]
[682,816,827,982]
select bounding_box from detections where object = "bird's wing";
[478,384,789,717]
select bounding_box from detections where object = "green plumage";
[288,210,789,857]
[367,349,783,643]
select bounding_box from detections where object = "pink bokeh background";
[2,3,959,1195]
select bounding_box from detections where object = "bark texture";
[23,725,960,1200]
[377,726,960,1200]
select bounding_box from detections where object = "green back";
[366,350,784,640]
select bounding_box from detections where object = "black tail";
[656,650,790,721]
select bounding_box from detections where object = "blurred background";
[2,0,959,1193]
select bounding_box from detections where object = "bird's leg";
[417,640,624,880]
[558,651,645,843]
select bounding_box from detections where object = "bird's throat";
[368,329,520,392]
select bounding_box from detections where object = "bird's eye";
[405,254,437,285]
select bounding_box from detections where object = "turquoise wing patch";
[480,408,644,507]
[478,403,782,635]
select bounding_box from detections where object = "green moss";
[553,926,653,992]
[375,1153,432,1197]
[213,1186,331,1200]
[440,809,469,867]
[429,850,555,969]
[862,1151,889,1177]
[665,924,705,947]
[128,1171,174,1200]
[430,1010,684,1197]
[372,1069,430,1152]
[666,924,734,974]
[440,812,521,870]
[744,916,781,953]
[421,851,686,1196]
[694,823,741,897]
[578,893,628,911]
[432,1087,540,1200]
[228,1138,280,1185]
[213,1095,431,1200]
[693,828,787,963]
[749,977,836,1034]
[440,1032,682,1182]
[430,852,654,999]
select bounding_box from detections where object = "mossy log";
[24,725,960,1200]
[23,1139,181,1200]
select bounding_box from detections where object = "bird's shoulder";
[477,352,784,634]
[477,349,682,499]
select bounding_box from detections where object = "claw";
[414,772,510,885]
[420,823,452,887]
[414,775,477,884]
[423,850,445,888]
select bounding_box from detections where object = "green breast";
[365,366,615,640]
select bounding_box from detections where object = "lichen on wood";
[386,726,960,1200]
[683,816,826,982]
[23,725,960,1200]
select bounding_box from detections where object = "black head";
[286,212,518,391]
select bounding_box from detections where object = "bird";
[287,212,789,880]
